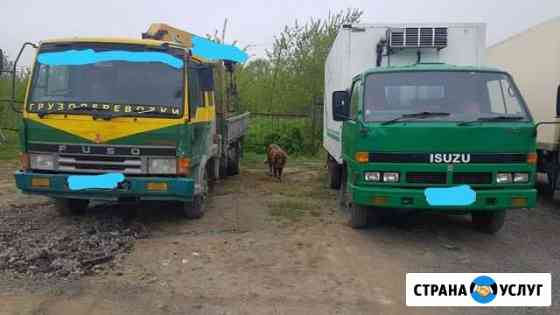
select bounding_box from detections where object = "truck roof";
[358,63,506,78]
[41,37,174,47]
[39,37,208,62]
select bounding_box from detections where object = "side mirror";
[200,66,214,91]
[556,85,560,117]
[332,90,350,121]
[0,49,4,72]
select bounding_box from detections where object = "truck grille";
[57,155,144,174]
[406,172,447,184]
[453,172,492,184]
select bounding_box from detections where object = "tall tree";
[238,8,363,114]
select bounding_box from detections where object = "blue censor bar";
[68,173,125,191]
[38,49,184,69]
[424,185,476,206]
[191,35,248,63]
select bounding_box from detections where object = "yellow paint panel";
[26,113,184,143]
[191,105,216,123]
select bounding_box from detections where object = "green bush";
[245,116,312,155]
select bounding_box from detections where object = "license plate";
[424,185,476,206]
[67,173,125,190]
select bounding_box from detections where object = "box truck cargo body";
[487,17,560,194]
[324,23,537,233]
[324,24,486,161]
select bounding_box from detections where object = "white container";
[488,18,560,152]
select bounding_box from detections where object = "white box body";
[488,18,560,151]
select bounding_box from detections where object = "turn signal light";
[31,177,50,188]
[146,182,168,191]
[373,196,388,206]
[355,152,369,163]
[177,157,190,176]
[511,197,528,207]
[20,153,30,171]
[527,153,537,165]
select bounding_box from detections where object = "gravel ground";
[0,201,149,280]
[0,160,559,314]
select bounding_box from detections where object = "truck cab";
[12,24,249,218]
[324,24,537,233]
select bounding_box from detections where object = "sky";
[1,0,559,67]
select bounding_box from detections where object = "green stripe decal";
[327,128,340,141]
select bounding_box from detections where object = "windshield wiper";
[37,105,176,120]
[91,109,177,120]
[381,112,451,126]
[458,115,525,126]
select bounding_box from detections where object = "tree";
[237,8,363,114]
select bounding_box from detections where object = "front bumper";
[350,184,536,211]
[14,171,195,202]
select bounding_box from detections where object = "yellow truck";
[5,24,249,218]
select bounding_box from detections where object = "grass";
[1,77,25,161]
[268,200,315,222]
[0,130,20,160]
[242,151,324,167]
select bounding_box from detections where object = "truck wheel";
[349,203,369,229]
[546,171,558,194]
[183,194,206,219]
[337,166,349,212]
[328,157,342,190]
[54,198,89,216]
[183,167,208,219]
[472,211,506,234]
[226,142,240,176]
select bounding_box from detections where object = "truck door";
[342,79,363,161]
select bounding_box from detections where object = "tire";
[546,171,559,194]
[349,203,369,229]
[54,198,89,216]
[472,211,506,234]
[338,165,369,229]
[328,157,342,190]
[207,159,217,193]
[337,166,350,212]
[226,142,240,176]
[182,167,209,219]
[183,194,206,219]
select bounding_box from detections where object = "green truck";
[324,23,537,233]
[5,23,249,218]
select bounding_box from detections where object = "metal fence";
[0,99,21,145]
[0,100,325,155]
[244,104,323,155]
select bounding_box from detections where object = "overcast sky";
[2,0,559,67]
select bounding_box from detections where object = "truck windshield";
[363,71,530,122]
[28,43,185,117]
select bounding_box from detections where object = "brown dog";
[265,144,287,181]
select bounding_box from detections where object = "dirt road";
[0,159,558,314]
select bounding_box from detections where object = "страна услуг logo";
[470,275,498,304]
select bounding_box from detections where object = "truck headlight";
[513,172,529,183]
[148,158,176,174]
[30,154,55,170]
[364,172,381,182]
[496,173,512,184]
[383,172,400,183]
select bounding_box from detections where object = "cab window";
[486,78,523,115]
[350,80,362,118]
[188,66,203,118]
